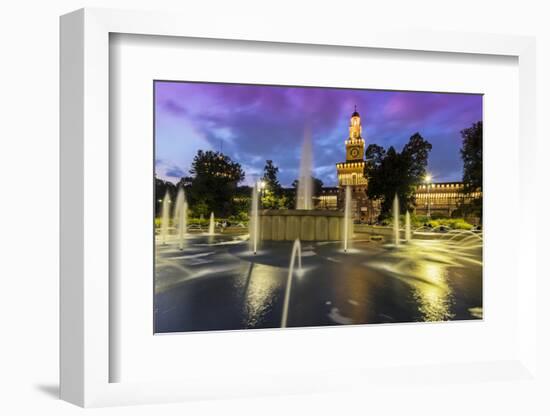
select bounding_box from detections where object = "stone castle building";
[315,107,480,221]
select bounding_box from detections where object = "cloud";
[154,82,482,186]
[155,158,187,180]
[161,99,188,116]
[165,166,186,178]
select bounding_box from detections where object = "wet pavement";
[154,230,482,333]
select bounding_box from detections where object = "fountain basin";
[259,209,347,241]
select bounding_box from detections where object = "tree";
[364,133,432,218]
[187,150,245,217]
[402,133,433,179]
[364,144,386,173]
[262,160,282,196]
[261,160,285,209]
[233,185,252,220]
[189,150,244,182]
[191,200,209,218]
[460,121,482,193]
[460,121,483,219]
[176,176,193,191]
[281,187,296,209]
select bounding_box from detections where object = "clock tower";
[336,107,377,221]
[336,107,368,187]
[346,107,365,161]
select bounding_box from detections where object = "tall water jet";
[174,187,187,250]
[405,211,412,242]
[208,212,215,235]
[393,194,400,246]
[343,186,352,252]
[296,130,313,210]
[249,182,259,254]
[160,190,171,245]
[281,239,303,328]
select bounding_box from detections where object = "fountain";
[343,185,352,252]
[405,211,412,242]
[296,130,313,210]
[208,212,215,235]
[281,239,303,328]
[393,194,400,246]
[250,182,259,254]
[258,131,345,242]
[160,190,171,245]
[174,187,187,250]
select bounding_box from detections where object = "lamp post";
[258,180,266,208]
[425,174,432,219]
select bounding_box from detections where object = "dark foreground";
[154,229,482,333]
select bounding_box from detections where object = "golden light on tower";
[336,106,368,187]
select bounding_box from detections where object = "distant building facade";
[414,182,481,216]
[312,107,481,222]
[317,187,339,210]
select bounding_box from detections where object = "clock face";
[349,146,360,159]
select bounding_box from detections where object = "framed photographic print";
[60,8,538,408]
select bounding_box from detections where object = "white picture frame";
[60,8,538,407]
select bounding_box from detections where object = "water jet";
[296,130,313,210]
[393,194,400,246]
[160,190,171,245]
[208,212,215,236]
[250,182,260,254]
[281,239,303,328]
[405,210,412,242]
[174,188,188,250]
[343,186,352,252]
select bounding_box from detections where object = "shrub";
[447,219,473,230]
[411,214,428,227]
[375,213,474,231]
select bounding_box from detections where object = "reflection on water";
[369,237,482,322]
[411,262,454,321]
[242,263,283,328]
[468,307,483,319]
[328,307,354,324]
[154,230,482,332]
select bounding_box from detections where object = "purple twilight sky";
[155,81,482,187]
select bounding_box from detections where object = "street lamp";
[424,174,432,219]
[258,180,266,208]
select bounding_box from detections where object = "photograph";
[153,81,483,333]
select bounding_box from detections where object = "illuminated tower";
[336,106,368,186]
[335,107,374,221]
